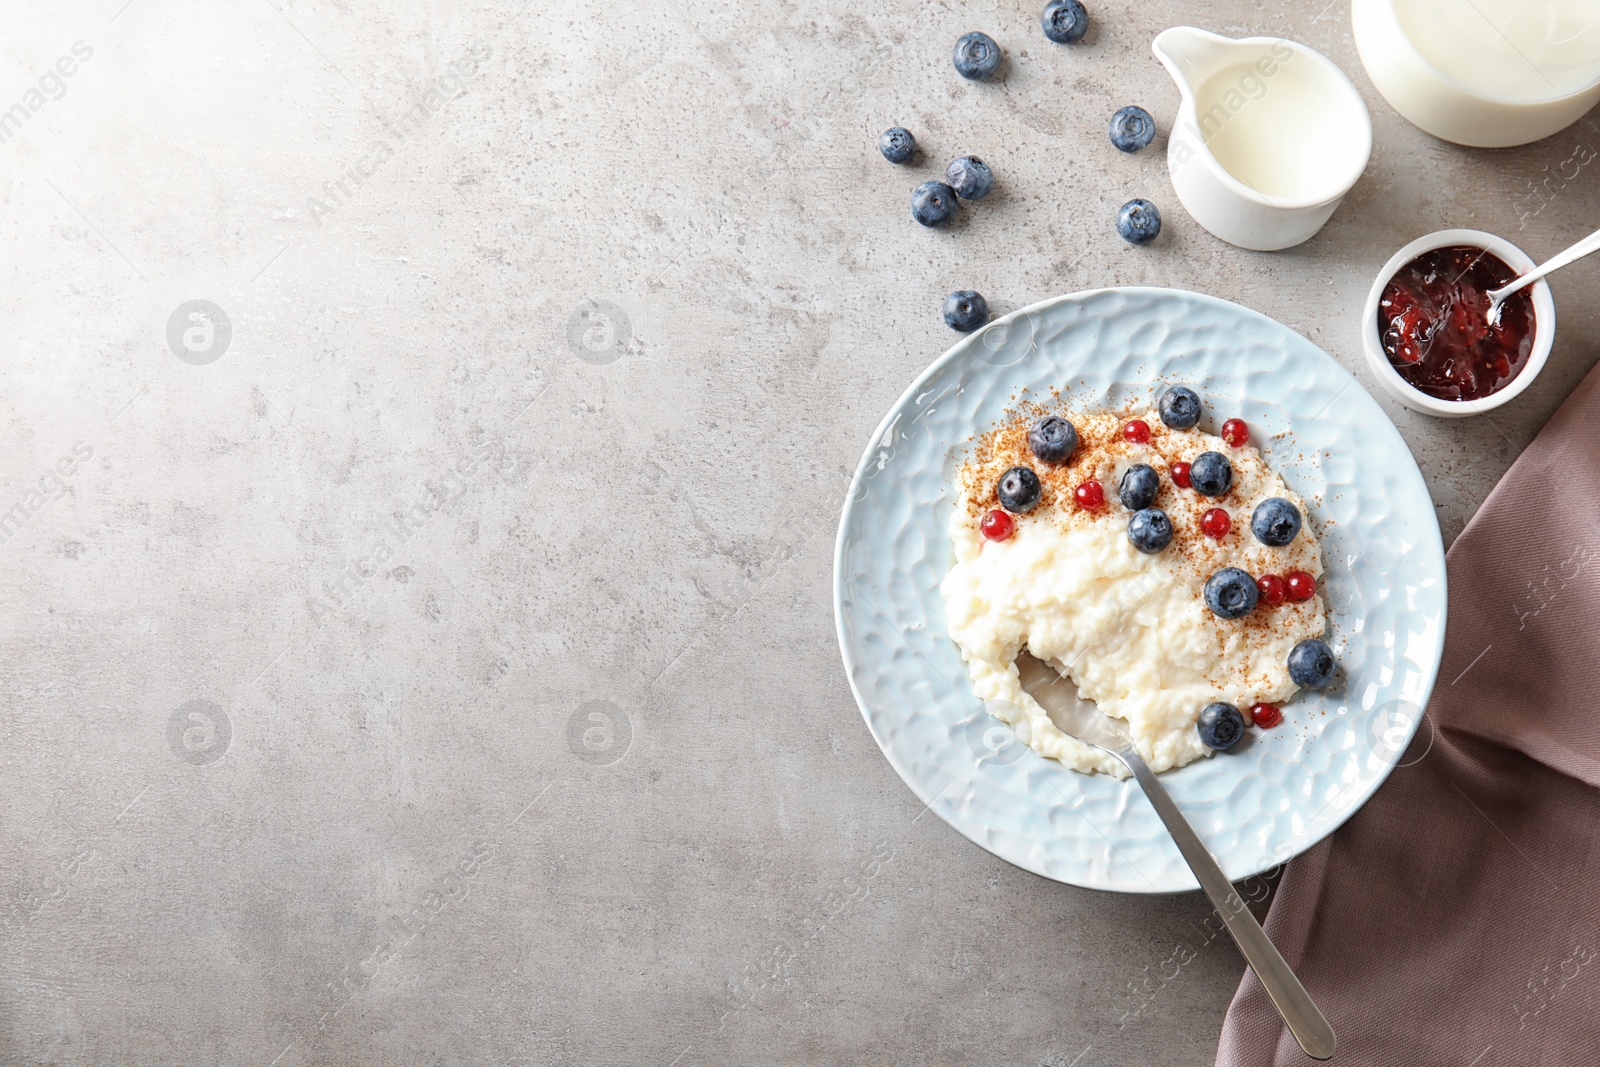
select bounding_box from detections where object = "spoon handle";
[1491,224,1600,303]
[1122,747,1336,1060]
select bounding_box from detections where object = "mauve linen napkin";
[1215,363,1600,1065]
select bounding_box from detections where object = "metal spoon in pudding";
[1016,650,1336,1061]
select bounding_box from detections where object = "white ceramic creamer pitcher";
[1153,27,1373,251]
[1352,0,1600,148]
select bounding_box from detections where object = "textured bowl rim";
[835,286,1447,893]
[1361,228,1556,417]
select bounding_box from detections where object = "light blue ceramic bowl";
[835,288,1446,893]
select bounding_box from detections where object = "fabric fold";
[1216,363,1600,1065]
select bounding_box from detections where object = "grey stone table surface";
[3,0,1596,1064]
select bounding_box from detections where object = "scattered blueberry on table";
[946,155,994,200]
[878,126,916,164]
[953,31,1001,80]
[1028,415,1078,464]
[1188,451,1233,496]
[1118,463,1159,510]
[1116,198,1162,244]
[911,181,960,227]
[897,14,1175,314]
[1108,105,1155,152]
[1040,0,1089,44]
[1251,497,1303,547]
[1158,386,1201,429]
[1204,567,1259,619]
[1197,702,1245,750]
[943,290,989,332]
[998,466,1042,512]
[1287,639,1336,688]
[1127,507,1173,554]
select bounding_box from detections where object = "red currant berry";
[1123,419,1151,444]
[1286,571,1317,602]
[1256,574,1287,606]
[980,509,1015,542]
[1200,508,1231,540]
[1170,461,1191,489]
[1250,702,1283,729]
[1074,480,1105,510]
[1220,418,1249,447]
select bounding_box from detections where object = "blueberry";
[1040,0,1089,43]
[1117,198,1162,244]
[1108,106,1156,152]
[997,466,1041,513]
[1188,451,1233,497]
[1204,567,1259,619]
[946,156,994,200]
[943,290,989,332]
[1118,464,1159,510]
[879,127,916,164]
[1251,497,1303,547]
[953,31,1001,80]
[912,181,960,227]
[1158,386,1201,429]
[1197,702,1246,750]
[1028,415,1078,464]
[1287,638,1336,689]
[1127,508,1172,554]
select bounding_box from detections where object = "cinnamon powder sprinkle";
[952,402,1325,687]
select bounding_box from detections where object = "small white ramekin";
[1361,228,1555,418]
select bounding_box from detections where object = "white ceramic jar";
[1153,27,1372,252]
[1352,0,1600,148]
[1361,229,1556,418]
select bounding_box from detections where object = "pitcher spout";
[1151,26,1240,98]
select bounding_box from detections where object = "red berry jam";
[1285,571,1316,602]
[1256,574,1287,606]
[1123,419,1151,444]
[980,509,1014,541]
[1200,508,1230,540]
[1377,245,1536,402]
[1074,480,1104,510]
[1170,461,1191,489]
[1251,702,1283,729]
[1220,418,1248,447]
